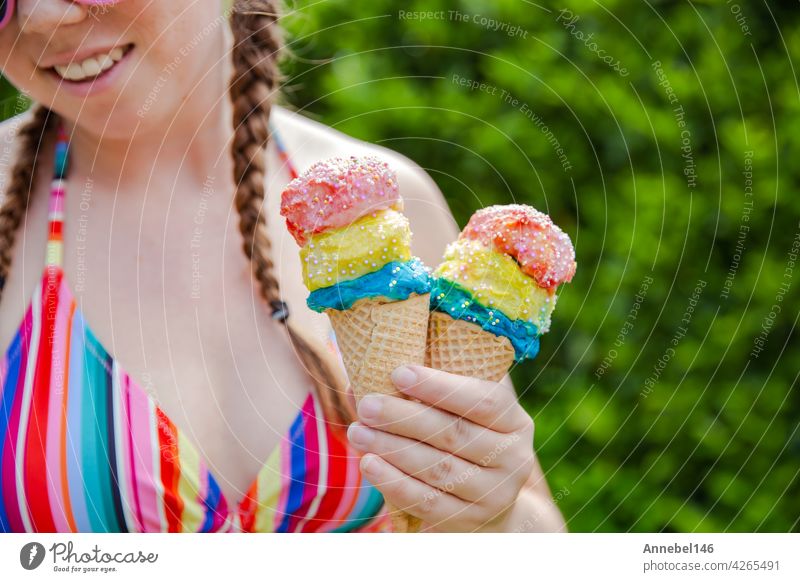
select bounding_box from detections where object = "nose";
[17,0,89,33]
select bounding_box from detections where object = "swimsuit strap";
[269,118,299,181]
[46,122,70,269]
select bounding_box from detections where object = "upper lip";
[39,43,129,69]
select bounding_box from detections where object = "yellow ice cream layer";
[434,239,557,331]
[301,209,412,291]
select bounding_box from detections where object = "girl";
[0,0,565,533]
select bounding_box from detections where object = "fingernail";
[361,454,382,477]
[347,423,375,448]
[358,395,383,420]
[391,366,417,390]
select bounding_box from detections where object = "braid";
[0,104,57,302]
[229,0,354,426]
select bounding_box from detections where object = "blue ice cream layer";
[429,277,541,361]
[307,258,432,312]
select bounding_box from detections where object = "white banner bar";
[0,533,797,581]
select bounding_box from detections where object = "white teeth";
[97,54,114,72]
[81,58,101,77]
[53,46,128,82]
[63,63,85,81]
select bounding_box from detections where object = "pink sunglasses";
[0,0,123,30]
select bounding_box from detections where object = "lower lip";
[46,45,134,98]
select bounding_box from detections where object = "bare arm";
[487,376,567,532]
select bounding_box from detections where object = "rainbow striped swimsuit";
[0,122,392,533]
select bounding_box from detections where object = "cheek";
[0,35,55,109]
[135,5,228,87]
[110,10,227,132]
[0,31,28,79]
[140,27,226,102]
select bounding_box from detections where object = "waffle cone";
[426,311,515,383]
[327,292,430,533]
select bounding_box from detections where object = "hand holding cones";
[281,159,576,533]
[281,156,431,532]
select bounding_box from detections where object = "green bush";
[2,0,797,531]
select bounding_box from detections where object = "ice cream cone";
[328,293,429,399]
[426,311,515,383]
[427,204,577,397]
[328,292,429,533]
[281,156,435,533]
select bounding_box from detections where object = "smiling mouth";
[46,43,135,83]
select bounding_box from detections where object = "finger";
[356,393,517,467]
[359,453,487,532]
[348,422,498,502]
[391,365,529,432]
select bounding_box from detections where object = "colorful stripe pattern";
[0,123,392,533]
[271,117,299,181]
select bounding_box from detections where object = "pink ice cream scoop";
[280,155,401,246]
[461,204,577,291]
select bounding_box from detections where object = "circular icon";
[19,542,46,570]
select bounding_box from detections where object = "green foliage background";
[3,0,798,531]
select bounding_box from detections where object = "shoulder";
[270,104,460,266]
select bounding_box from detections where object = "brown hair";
[0,103,56,296]
[229,0,353,426]
[0,0,354,426]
